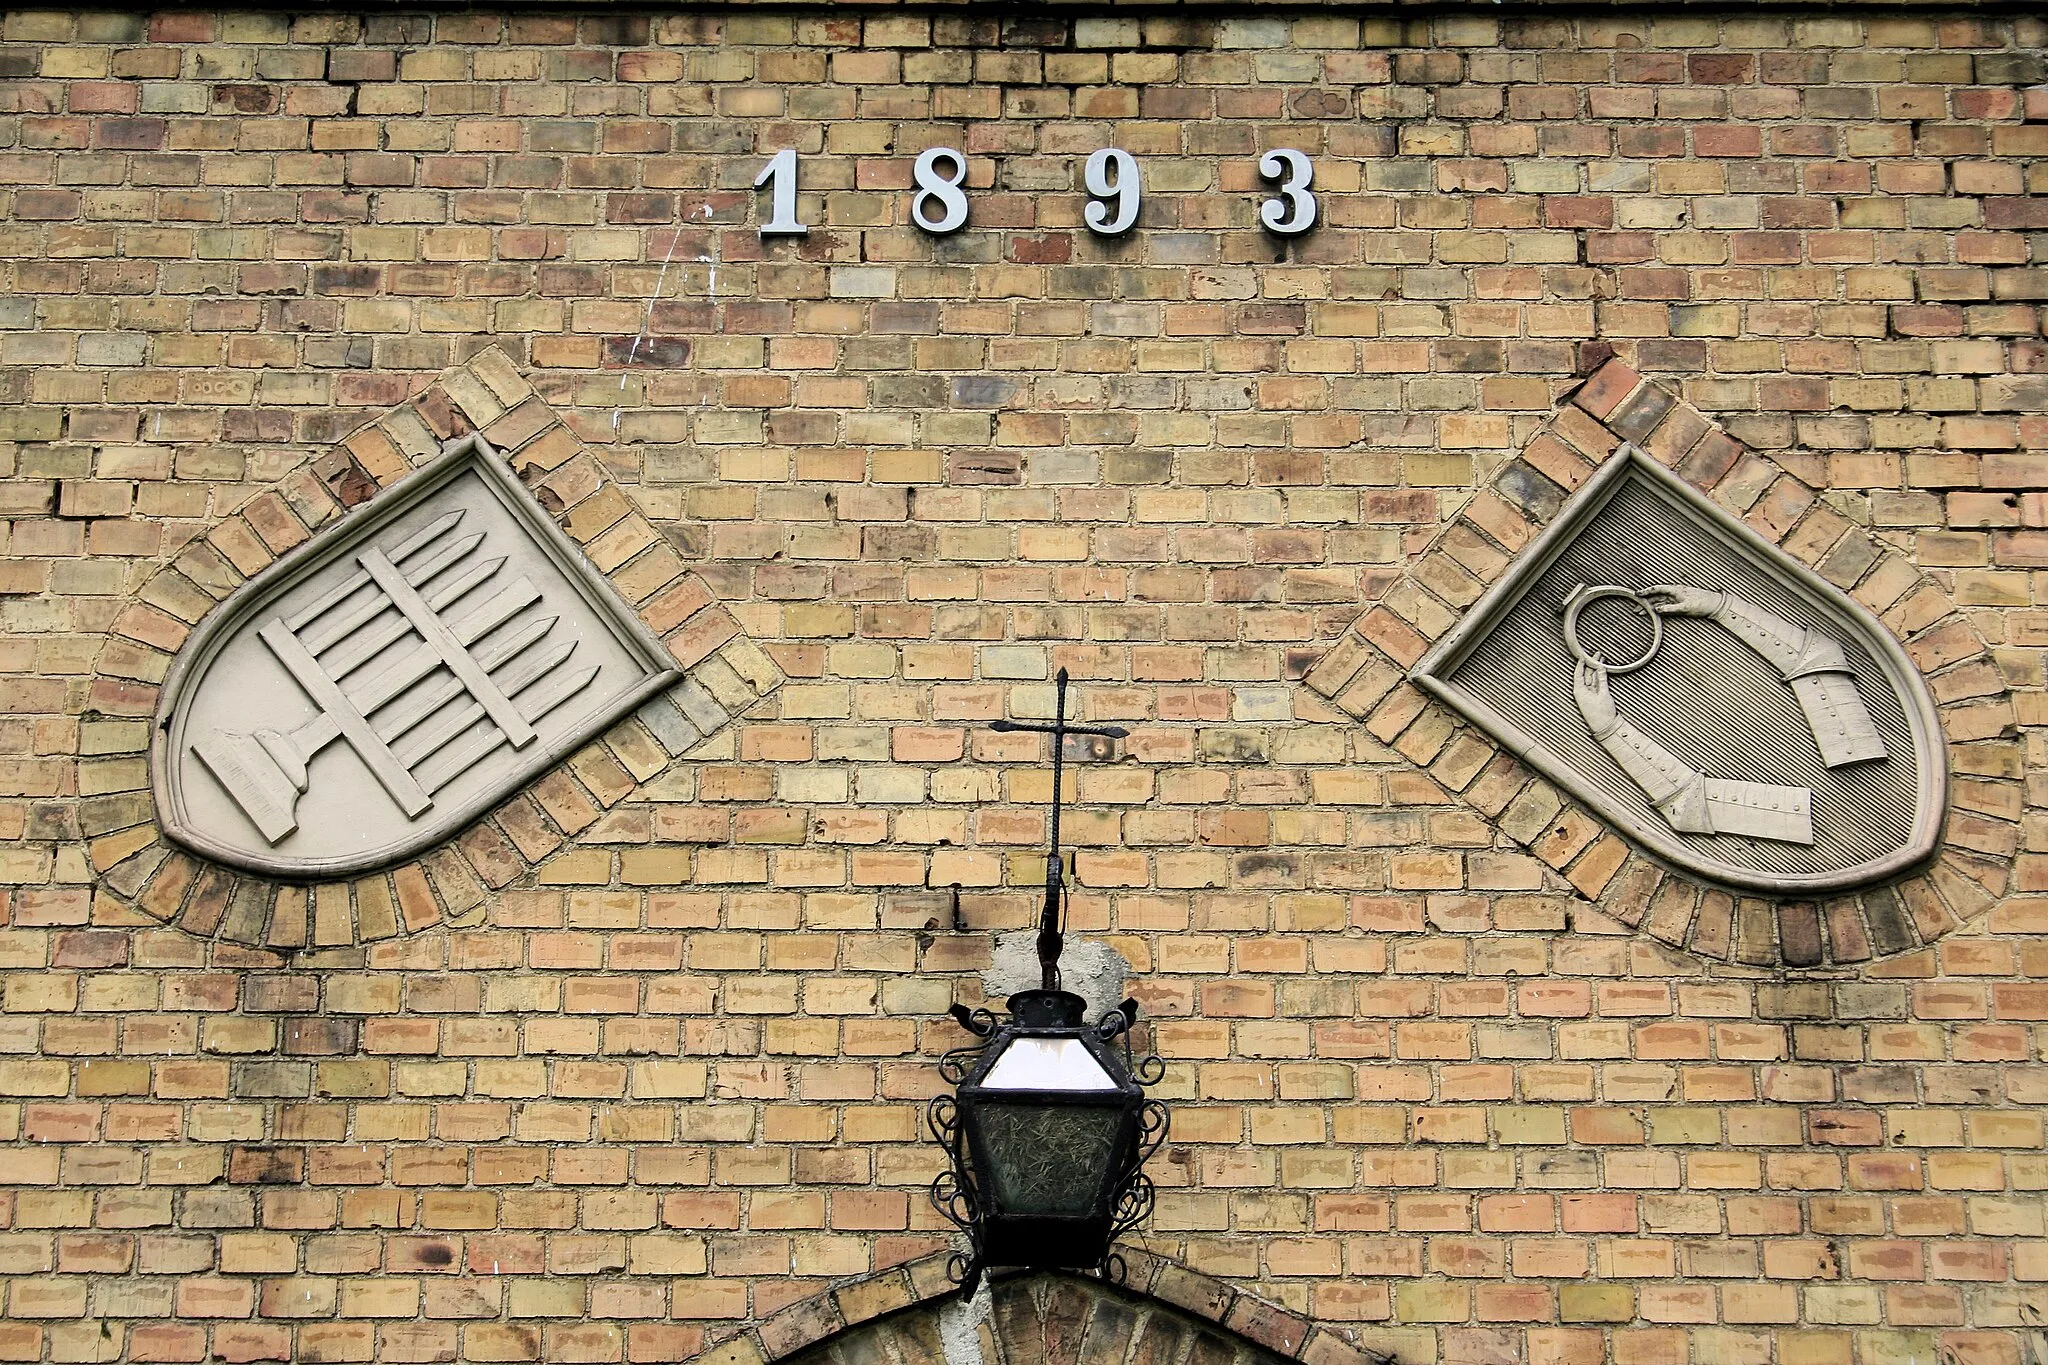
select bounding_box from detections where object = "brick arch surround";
[686,1254,1414,1365]
[71,346,783,954]
[1301,358,2022,970]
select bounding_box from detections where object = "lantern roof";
[981,1036,1118,1092]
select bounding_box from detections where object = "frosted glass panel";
[981,1038,1116,1091]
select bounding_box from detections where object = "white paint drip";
[937,1278,992,1365]
[612,201,716,432]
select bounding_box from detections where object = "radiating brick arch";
[684,1253,1413,1365]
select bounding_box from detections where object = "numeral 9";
[1083,148,1141,237]
[1258,149,1317,237]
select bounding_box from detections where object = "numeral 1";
[754,149,807,237]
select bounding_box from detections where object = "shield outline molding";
[150,434,681,880]
[1412,444,1949,899]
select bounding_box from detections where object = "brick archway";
[684,1254,1413,1365]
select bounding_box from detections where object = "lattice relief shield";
[1413,446,1948,899]
[152,436,679,879]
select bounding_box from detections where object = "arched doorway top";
[681,1252,1399,1365]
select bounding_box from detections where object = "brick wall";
[2,7,2047,1364]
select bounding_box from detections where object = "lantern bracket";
[985,667,1128,992]
[928,670,1164,1303]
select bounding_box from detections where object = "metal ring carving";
[1562,584,1664,675]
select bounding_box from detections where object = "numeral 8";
[911,148,970,235]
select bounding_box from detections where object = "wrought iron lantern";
[927,669,1168,1297]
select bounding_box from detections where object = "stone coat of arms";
[152,435,679,879]
[1413,446,1948,898]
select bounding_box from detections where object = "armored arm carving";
[1574,657,1714,834]
[1644,585,1887,768]
[1643,586,1829,676]
[1573,655,1815,845]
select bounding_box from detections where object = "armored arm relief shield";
[1411,445,1948,900]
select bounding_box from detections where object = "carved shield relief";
[152,435,679,879]
[1413,445,1947,898]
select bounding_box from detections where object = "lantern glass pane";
[974,1102,1124,1217]
[980,1037,1117,1092]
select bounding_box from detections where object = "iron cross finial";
[986,668,1129,991]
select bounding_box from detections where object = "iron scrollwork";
[1103,1097,1170,1247]
[926,1090,983,1288]
[928,1008,999,1287]
[1090,1004,1169,1279]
